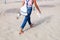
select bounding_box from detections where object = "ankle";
[30,24,33,28]
[19,29,24,34]
[20,28,23,32]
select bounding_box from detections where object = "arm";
[33,0,41,13]
[21,0,25,6]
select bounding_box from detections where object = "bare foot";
[19,29,24,34]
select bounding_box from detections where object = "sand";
[0,0,60,40]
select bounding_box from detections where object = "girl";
[19,0,41,34]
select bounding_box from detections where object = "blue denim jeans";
[21,7,32,29]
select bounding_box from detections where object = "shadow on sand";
[24,15,53,31]
[4,8,20,14]
[4,5,55,14]
[40,5,56,8]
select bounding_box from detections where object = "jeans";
[21,7,32,29]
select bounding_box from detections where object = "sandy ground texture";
[0,0,60,40]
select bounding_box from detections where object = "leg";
[20,7,32,29]
[19,16,29,34]
[28,16,31,25]
[21,16,28,29]
[27,7,33,28]
[28,16,33,28]
[19,7,32,34]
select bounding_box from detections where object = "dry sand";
[0,0,60,40]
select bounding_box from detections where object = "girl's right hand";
[37,12,41,17]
